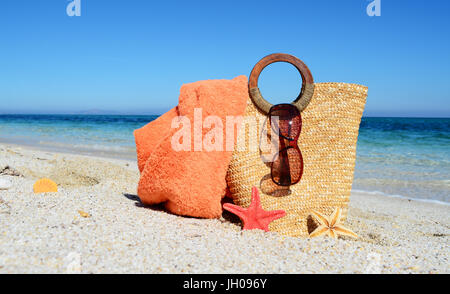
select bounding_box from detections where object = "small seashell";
[78,210,90,218]
[0,178,12,190]
[33,178,58,193]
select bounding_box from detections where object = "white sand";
[0,143,448,273]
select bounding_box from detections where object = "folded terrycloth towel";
[134,75,249,218]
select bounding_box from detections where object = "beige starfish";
[309,207,358,239]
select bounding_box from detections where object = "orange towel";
[135,107,179,173]
[134,75,249,218]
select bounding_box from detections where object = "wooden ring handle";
[249,53,314,114]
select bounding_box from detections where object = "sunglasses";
[268,103,303,186]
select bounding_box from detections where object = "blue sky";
[1,0,449,117]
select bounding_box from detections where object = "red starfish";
[223,187,286,231]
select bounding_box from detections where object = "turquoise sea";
[0,115,448,203]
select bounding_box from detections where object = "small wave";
[352,189,450,206]
[38,141,135,153]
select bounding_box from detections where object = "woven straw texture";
[226,83,368,237]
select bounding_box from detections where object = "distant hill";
[76,109,121,115]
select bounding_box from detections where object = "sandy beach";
[0,143,448,274]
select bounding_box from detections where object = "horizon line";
[0,113,449,119]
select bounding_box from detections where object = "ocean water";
[0,114,155,160]
[353,117,449,203]
[0,115,448,203]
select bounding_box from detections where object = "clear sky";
[1,0,449,117]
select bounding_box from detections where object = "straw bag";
[226,53,368,237]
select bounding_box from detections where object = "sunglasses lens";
[269,104,301,140]
[271,147,303,186]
